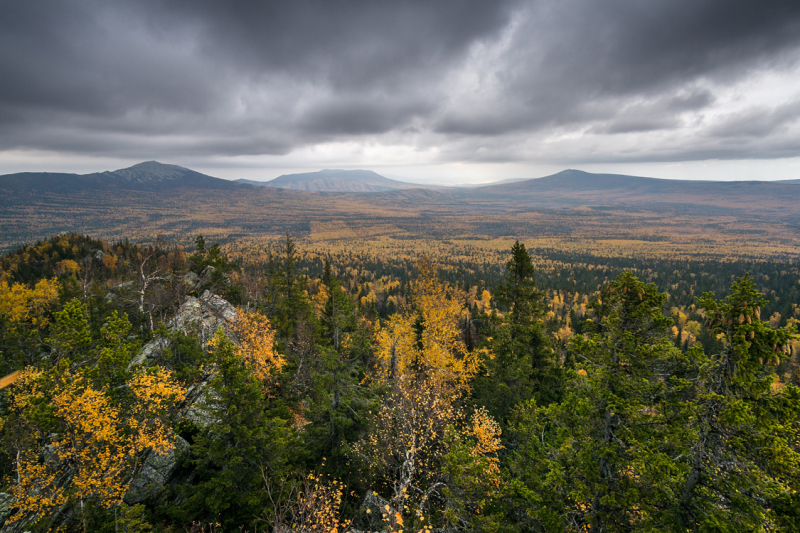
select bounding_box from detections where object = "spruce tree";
[473,241,558,425]
[675,275,800,531]
[508,273,688,531]
[176,331,297,530]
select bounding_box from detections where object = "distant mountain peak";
[0,160,245,193]
[106,161,196,183]
[251,168,431,192]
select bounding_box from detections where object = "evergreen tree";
[508,273,688,531]
[473,241,559,426]
[304,260,375,481]
[675,275,800,531]
[320,259,356,353]
[269,233,313,349]
[175,331,297,530]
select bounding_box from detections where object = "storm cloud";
[1,0,800,176]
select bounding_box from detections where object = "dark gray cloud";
[1,0,799,168]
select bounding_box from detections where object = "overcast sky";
[2,0,800,184]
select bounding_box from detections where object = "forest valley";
[0,233,799,532]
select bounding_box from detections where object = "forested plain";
[0,227,798,532]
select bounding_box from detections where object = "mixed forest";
[1,232,799,532]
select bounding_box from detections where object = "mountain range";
[468,169,800,213]
[3,161,798,199]
[1,161,799,250]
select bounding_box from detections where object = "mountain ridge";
[2,162,799,218]
[462,169,800,211]
[0,161,247,194]
[243,168,434,192]
[2,163,800,252]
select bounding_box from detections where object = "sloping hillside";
[0,161,248,195]
[466,169,800,214]
[246,169,429,192]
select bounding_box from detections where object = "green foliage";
[507,273,686,531]
[294,263,378,515]
[267,233,314,346]
[174,331,298,531]
[85,311,140,393]
[117,503,154,533]
[677,275,800,530]
[440,428,506,532]
[507,273,800,532]
[188,235,242,303]
[473,241,561,425]
[46,299,93,364]
[148,323,206,384]
[189,235,235,276]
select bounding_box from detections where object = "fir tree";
[473,241,559,426]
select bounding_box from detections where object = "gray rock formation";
[119,290,237,503]
[3,290,239,526]
[128,290,237,368]
[183,379,221,428]
[183,271,200,290]
[200,265,217,280]
[124,436,190,505]
[104,280,135,303]
[0,492,13,528]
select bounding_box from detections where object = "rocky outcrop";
[104,280,135,303]
[124,436,190,505]
[2,287,239,525]
[121,290,237,504]
[0,493,13,528]
[183,271,200,289]
[183,379,221,428]
[128,290,237,368]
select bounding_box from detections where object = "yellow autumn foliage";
[7,368,184,524]
[267,473,352,533]
[0,278,59,326]
[375,259,482,393]
[233,311,284,385]
[470,407,504,482]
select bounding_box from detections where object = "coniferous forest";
[0,232,798,532]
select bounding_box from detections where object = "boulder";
[200,265,217,282]
[183,271,200,290]
[124,436,190,505]
[104,280,135,303]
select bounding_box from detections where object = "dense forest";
[1,233,799,532]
